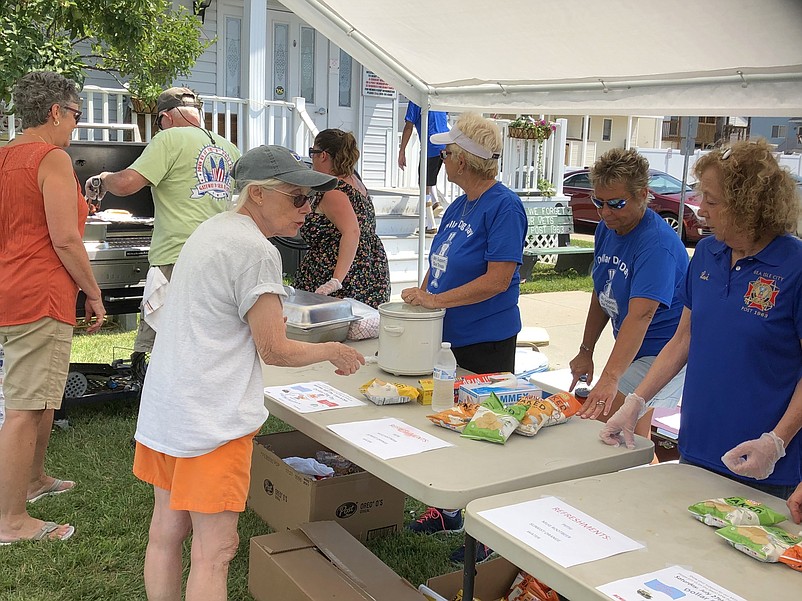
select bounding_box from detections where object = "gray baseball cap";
[232,145,337,191]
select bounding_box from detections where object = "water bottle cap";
[441,342,451,349]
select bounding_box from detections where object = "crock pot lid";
[378,301,445,319]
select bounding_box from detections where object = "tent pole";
[418,106,429,285]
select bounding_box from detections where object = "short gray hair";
[233,178,285,211]
[13,71,81,129]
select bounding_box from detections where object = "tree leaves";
[0,0,210,104]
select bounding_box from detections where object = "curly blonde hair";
[693,139,799,241]
[590,148,650,202]
[449,113,502,179]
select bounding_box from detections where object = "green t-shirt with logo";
[130,127,241,265]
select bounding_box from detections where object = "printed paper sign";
[477,496,644,567]
[597,565,747,601]
[264,381,365,413]
[327,417,453,460]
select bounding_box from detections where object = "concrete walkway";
[518,291,615,371]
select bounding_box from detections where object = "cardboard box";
[419,373,512,406]
[249,521,426,601]
[458,381,542,406]
[417,379,433,405]
[248,430,405,543]
[419,557,520,601]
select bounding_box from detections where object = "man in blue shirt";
[399,101,449,233]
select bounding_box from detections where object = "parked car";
[791,174,802,237]
[563,168,710,243]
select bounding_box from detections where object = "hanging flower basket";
[507,117,556,142]
[130,97,159,114]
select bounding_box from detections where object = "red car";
[563,168,710,243]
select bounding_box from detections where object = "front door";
[326,45,358,134]
[267,10,329,135]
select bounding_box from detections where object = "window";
[338,49,353,107]
[565,172,592,189]
[602,118,612,141]
[272,23,288,100]
[224,17,241,98]
[300,27,316,104]
[771,125,787,138]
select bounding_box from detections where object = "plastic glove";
[721,431,786,480]
[598,392,645,449]
[84,173,107,204]
[315,277,342,296]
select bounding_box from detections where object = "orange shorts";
[133,431,258,514]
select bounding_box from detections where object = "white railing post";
[553,118,568,196]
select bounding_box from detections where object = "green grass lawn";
[3,258,591,600]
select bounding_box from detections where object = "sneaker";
[449,542,494,564]
[424,227,438,235]
[407,507,464,534]
[433,205,445,217]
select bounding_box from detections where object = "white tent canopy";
[282,0,802,116]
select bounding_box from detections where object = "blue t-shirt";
[425,182,527,347]
[592,209,688,358]
[679,235,802,486]
[404,102,449,157]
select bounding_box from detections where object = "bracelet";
[579,343,593,353]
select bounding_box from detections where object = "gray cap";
[232,145,337,191]
[157,87,201,114]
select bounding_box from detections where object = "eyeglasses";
[591,195,628,210]
[63,106,82,122]
[308,147,325,156]
[273,187,311,208]
[439,149,452,161]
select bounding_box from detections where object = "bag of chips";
[779,543,802,572]
[688,497,786,527]
[461,393,527,444]
[504,570,560,601]
[427,402,479,433]
[513,391,582,437]
[715,524,800,562]
[360,378,419,405]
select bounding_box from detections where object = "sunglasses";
[591,195,628,210]
[273,188,311,208]
[63,106,82,122]
[439,149,453,161]
[308,147,325,156]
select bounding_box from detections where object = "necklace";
[21,132,48,144]
[460,181,496,218]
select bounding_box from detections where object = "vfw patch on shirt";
[744,276,779,312]
[191,145,235,200]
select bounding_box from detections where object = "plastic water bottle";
[431,342,457,413]
[0,345,5,430]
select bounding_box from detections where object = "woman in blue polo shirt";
[601,139,802,500]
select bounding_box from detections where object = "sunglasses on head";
[308,147,325,156]
[273,188,311,208]
[591,195,628,210]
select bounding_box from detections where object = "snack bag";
[715,524,801,562]
[461,393,527,444]
[504,570,560,601]
[360,378,419,405]
[688,496,786,527]
[427,402,478,432]
[779,543,802,572]
[514,391,582,437]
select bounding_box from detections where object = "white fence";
[638,146,802,183]
[2,85,318,153]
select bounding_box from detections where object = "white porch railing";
[2,85,318,154]
[394,117,568,204]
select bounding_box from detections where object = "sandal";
[0,522,75,545]
[27,479,75,504]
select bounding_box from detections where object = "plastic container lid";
[377,301,445,320]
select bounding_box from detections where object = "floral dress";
[294,178,390,308]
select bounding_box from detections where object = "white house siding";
[359,95,396,187]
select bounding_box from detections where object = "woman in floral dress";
[295,129,390,308]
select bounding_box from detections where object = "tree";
[0,0,211,106]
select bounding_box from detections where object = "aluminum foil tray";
[282,286,357,329]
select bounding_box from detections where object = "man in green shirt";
[85,88,241,372]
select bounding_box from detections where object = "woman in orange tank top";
[0,71,105,545]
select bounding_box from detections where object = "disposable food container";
[283,286,360,343]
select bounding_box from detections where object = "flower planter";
[130,97,158,114]
[508,126,552,141]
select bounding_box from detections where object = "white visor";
[430,126,501,160]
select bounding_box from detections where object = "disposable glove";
[598,392,645,449]
[84,173,107,204]
[721,431,786,480]
[315,277,342,296]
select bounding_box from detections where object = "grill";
[67,141,154,315]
